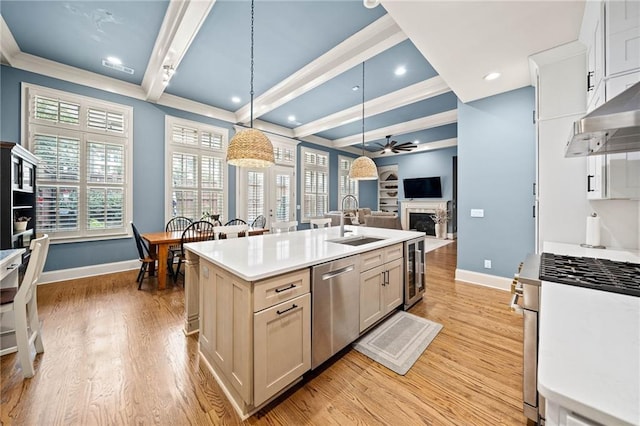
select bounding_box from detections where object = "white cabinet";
[359,244,403,332]
[587,156,605,199]
[581,0,605,108]
[586,153,640,200]
[606,0,640,76]
[378,165,398,214]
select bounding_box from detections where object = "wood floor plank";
[1,241,530,425]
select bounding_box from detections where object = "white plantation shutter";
[25,83,132,241]
[247,171,265,223]
[166,117,227,222]
[338,156,358,202]
[301,147,329,222]
[275,173,291,222]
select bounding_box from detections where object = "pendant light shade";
[227,128,275,168]
[349,62,378,181]
[226,0,274,168]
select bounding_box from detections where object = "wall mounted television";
[403,176,442,199]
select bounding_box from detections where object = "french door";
[237,165,296,227]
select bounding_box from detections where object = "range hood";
[565,81,640,157]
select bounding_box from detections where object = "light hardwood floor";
[1,242,529,425]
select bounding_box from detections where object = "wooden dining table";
[141,228,268,290]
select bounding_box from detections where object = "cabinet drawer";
[360,248,384,271]
[383,243,403,263]
[253,268,310,312]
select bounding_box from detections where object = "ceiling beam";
[142,0,216,102]
[370,137,457,158]
[0,15,20,66]
[331,109,458,147]
[293,76,450,138]
[235,14,407,124]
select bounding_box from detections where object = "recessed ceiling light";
[106,56,122,65]
[231,96,241,103]
[484,72,501,81]
[363,0,380,8]
[352,85,360,91]
[394,66,407,76]
[414,140,419,144]
[288,115,296,122]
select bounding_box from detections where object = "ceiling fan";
[377,135,417,154]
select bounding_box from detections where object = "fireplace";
[409,212,435,236]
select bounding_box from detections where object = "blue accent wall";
[0,65,373,270]
[457,86,535,278]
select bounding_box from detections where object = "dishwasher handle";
[321,265,355,281]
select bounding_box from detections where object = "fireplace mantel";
[400,200,448,230]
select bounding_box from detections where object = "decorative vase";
[435,223,446,239]
[14,221,27,232]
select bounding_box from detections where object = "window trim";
[300,146,330,224]
[22,82,133,243]
[164,116,229,224]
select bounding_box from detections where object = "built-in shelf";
[377,165,399,213]
[12,205,33,209]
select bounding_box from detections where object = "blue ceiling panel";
[316,91,458,140]
[1,1,168,85]
[363,124,458,152]
[167,0,386,112]
[260,39,437,128]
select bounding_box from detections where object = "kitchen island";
[184,225,424,418]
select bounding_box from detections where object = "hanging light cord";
[250,0,255,129]
[361,62,365,155]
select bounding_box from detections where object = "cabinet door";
[608,152,640,199]
[360,265,384,332]
[254,293,310,407]
[383,258,403,313]
[606,0,640,76]
[585,1,604,104]
[22,162,34,193]
[606,72,640,100]
[587,156,605,199]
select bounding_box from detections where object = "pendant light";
[349,62,378,180]
[226,0,275,168]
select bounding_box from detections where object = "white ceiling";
[383,0,586,103]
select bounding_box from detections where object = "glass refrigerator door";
[407,242,416,299]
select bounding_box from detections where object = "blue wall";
[0,65,367,270]
[457,86,535,278]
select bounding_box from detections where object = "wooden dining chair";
[310,218,332,228]
[215,224,249,239]
[0,234,50,378]
[131,222,156,289]
[250,215,266,229]
[172,221,217,283]
[224,218,247,226]
[271,220,298,233]
[165,216,193,277]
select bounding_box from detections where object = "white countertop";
[543,241,640,263]
[538,281,640,426]
[0,249,25,283]
[185,225,424,281]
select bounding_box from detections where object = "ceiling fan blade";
[376,143,386,148]
[394,142,417,149]
[390,140,398,147]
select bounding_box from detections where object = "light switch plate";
[471,209,484,218]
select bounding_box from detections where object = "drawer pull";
[275,284,296,293]
[277,304,298,315]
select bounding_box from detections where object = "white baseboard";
[454,269,511,291]
[40,259,139,284]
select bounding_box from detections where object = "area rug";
[353,311,443,375]
[425,238,454,253]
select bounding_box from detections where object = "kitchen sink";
[327,235,386,246]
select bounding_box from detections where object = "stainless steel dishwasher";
[311,255,360,369]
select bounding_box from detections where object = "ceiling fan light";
[227,128,275,168]
[349,155,378,180]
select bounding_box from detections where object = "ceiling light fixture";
[231,96,241,103]
[349,62,378,181]
[288,115,296,122]
[484,72,501,81]
[363,0,380,9]
[106,56,122,65]
[394,66,407,76]
[352,85,360,91]
[226,0,274,168]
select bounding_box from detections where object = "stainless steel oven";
[511,254,545,424]
[404,236,425,310]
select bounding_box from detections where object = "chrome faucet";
[340,195,358,237]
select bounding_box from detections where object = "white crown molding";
[294,76,451,138]
[157,92,236,122]
[142,0,216,102]
[332,109,458,147]
[370,137,457,158]
[40,260,139,285]
[454,269,512,292]
[0,15,20,66]
[235,14,407,124]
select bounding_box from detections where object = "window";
[338,155,359,204]
[300,147,329,223]
[166,117,228,223]
[23,83,133,242]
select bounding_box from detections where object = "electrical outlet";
[484,260,492,269]
[471,209,484,218]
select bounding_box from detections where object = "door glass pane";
[274,173,290,222]
[247,171,265,223]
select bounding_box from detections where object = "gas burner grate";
[539,253,640,297]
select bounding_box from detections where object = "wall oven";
[511,254,544,424]
[404,236,425,310]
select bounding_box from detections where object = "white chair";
[215,224,249,239]
[271,221,298,233]
[310,218,332,229]
[0,234,50,378]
